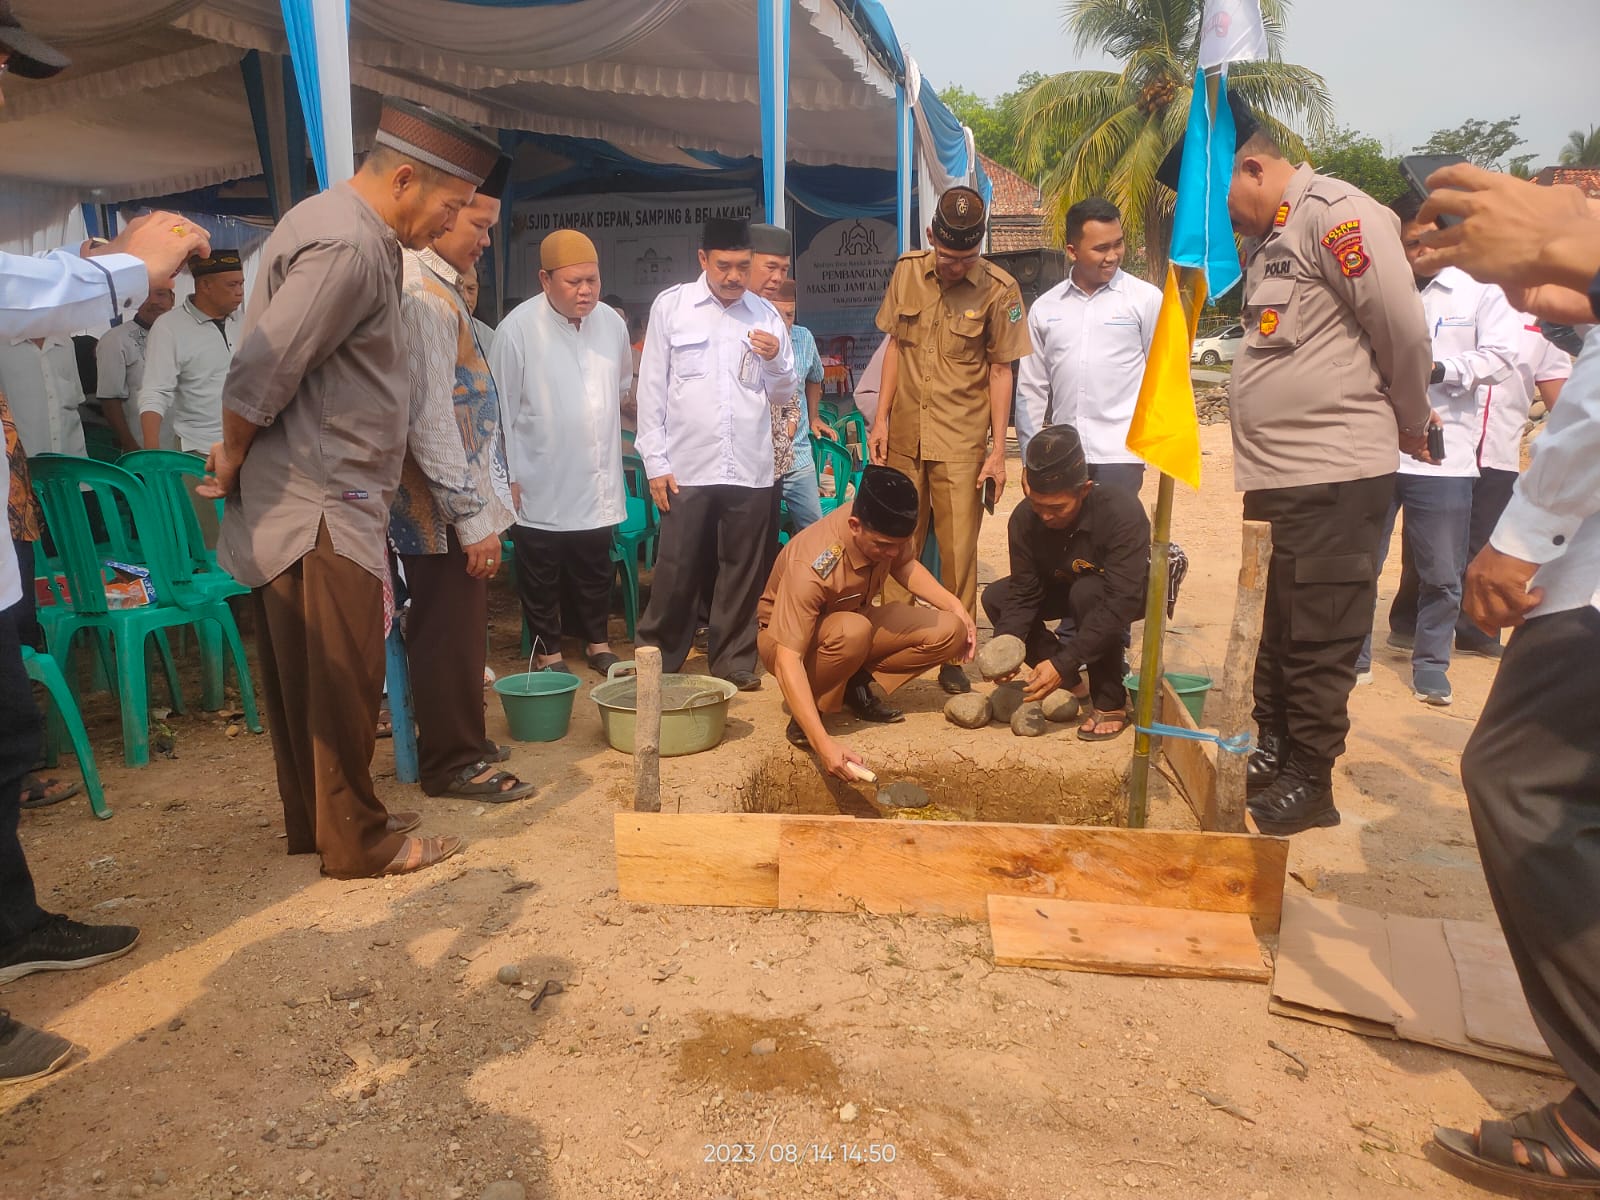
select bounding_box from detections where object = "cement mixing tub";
[591,660,738,757]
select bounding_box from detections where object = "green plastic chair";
[811,436,860,517]
[816,400,840,426]
[22,646,109,819]
[28,454,262,766]
[119,450,249,708]
[830,410,870,468]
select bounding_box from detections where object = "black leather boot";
[1247,765,1339,836]
[1246,729,1287,798]
[845,672,904,723]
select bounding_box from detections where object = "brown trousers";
[400,530,496,795]
[884,452,984,659]
[253,520,402,878]
[758,603,966,712]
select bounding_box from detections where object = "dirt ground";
[0,423,1557,1200]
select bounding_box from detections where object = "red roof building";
[980,153,1049,253]
[1534,166,1600,197]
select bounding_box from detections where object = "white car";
[1192,324,1243,367]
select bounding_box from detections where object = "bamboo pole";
[634,646,662,813]
[1210,520,1273,831]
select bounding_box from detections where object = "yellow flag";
[1125,266,1205,491]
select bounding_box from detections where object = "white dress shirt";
[95,318,151,402]
[491,295,633,533]
[0,249,147,340]
[0,336,87,457]
[1398,268,1518,479]
[1477,319,1574,473]
[138,298,239,452]
[1014,269,1163,464]
[634,275,796,489]
[1491,327,1600,617]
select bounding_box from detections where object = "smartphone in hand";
[1426,424,1446,463]
[982,477,997,515]
[1399,154,1470,227]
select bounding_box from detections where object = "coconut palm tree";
[1013,0,1332,278]
[1559,125,1600,167]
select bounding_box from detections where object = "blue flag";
[1169,67,1241,299]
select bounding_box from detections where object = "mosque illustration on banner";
[835,221,879,257]
[632,245,676,287]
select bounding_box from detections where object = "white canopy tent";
[1,0,988,254]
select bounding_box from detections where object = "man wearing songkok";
[492,230,633,678]
[95,285,174,451]
[392,156,533,804]
[982,425,1150,741]
[137,249,244,452]
[759,464,973,779]
[869,186,1033,695]
[635,217,797,691]
[202,97,501,879]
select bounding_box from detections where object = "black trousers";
[1462,606,1600,1147]
[10,540,41,651]
[1087,462,1146,495]
[509,524,615,651]
[981,574,1130,713]
[639,484,773,677]
[0,597,43,943]
[1389,467,1518,648]
[1244,475,1392,775]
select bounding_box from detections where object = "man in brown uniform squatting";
[869,187,1032,695]
[758,464,974,780]
[202,98,503,878]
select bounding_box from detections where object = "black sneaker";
[0,914,141,985]
[0,1011,72,1086]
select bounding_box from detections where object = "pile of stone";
[943,634,1082,737]
[1196,383,1230,426]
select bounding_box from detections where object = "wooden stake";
[1211,521,1272,832]
[633,646,662,813]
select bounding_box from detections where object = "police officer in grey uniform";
[1160,101,1434,835]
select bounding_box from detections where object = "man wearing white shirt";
[95,285,174,452]
[1355,193,1518,706]
[635,218,796,690]
[492,230,633,677]
[1015,198,1162,493]
[0,335,87,458]
[137,249,243,452]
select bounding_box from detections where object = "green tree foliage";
[1560,125,1600,167]
[938,72,1049,175]
[1414,116,1525,169]
[1307,126,1405,204]
[1012,0,1331,278]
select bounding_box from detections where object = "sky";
[887,0,1600,166]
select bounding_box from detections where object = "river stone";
[989,682,1026,723]
[976,634,1027,681]
[1011,703,1049,737]
[879,781,932,809]
[944,693,992,729]
[1041,690,1082,723]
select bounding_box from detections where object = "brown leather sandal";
[385,811,422,835]
[381,835,463,876]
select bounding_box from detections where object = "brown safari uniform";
[1233,163,1431,780]
[874,250,1031,628]
[756,504,965,712]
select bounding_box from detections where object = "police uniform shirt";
[1014,268,1163,464]
[1479,319,1574,474]
[873,250,1033,462]
[756,503,914,654]
[1399,267,1518,479]
[1232,164,1432,492]
[992,484,1149,679]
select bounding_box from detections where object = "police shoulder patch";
[811,543,844,578]
[1320,218,1371,279]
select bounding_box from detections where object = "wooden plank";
[633,647,661,812]
[988,895,1270,982]
[1211,521,1271,832]
[777,815,1289,931]
[613,813,780,908]
[1158,676,1217,828]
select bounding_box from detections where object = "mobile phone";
[1399,154,1469,227]
[1426,424,1446,463]
[982,477,996,515]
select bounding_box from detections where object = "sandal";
[380,835,463,877]
[376,705,393,739]
[1433,1103,1600,1193]
[437,761,537,803]
[1078,709,1132,742]
[385,810,422,835]
[20,776,82,810]
[586,650,621,676]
